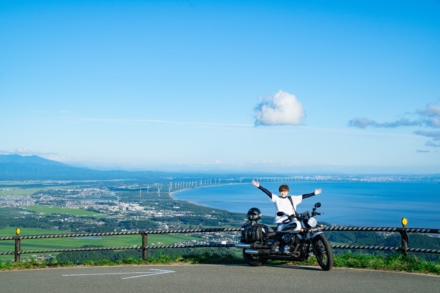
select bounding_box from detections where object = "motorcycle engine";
[282,234,293,243]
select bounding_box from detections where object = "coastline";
[168,180,440,229]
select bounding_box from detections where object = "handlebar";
[276,211,296,222]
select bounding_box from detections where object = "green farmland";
[0,184,79,197]
[25,205,106,218]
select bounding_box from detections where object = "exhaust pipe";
[245,248,283,255]
[235,242,251,248]
[244,249,259,255]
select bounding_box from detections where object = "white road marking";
[62,269,175,279]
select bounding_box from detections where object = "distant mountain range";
[0,155,158,180]
[2,155,436,181]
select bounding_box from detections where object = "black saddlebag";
[240,224,267,243]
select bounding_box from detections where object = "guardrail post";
[399,218,409,257]
[141,231,148,260]
[14,228,21,262]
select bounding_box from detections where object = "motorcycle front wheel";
[312,234,334,271]
[243,249,267,266]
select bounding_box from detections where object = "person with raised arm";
[252,180,322,229]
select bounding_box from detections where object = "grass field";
[0,227,70,237]
[0,187,44,196]
[24,205,106,218]
[0,185,75,197]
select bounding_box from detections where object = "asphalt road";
[0,264,438,293]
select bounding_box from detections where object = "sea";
[172,180,440,229]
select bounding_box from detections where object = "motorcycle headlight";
[307,217,317,228]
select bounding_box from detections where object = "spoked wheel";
[312,234,334,271]
[243,249,267,266]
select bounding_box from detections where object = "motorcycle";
[235,202,334,271]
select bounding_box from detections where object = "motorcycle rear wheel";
[312,234,333,271]
[243,249,267,266]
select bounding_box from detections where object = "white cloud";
[348,117,421,128]
[349,103,440,149]
[418,104,440,117]
[349,103,440,129]
[254,90,305,126]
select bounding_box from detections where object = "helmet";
[247,207,262,221]
[279,184,289,192]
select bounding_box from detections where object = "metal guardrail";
[1,226,439,262]
[323,226,440,255]
[0,228,241,262]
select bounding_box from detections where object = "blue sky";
[1,0,439,174]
